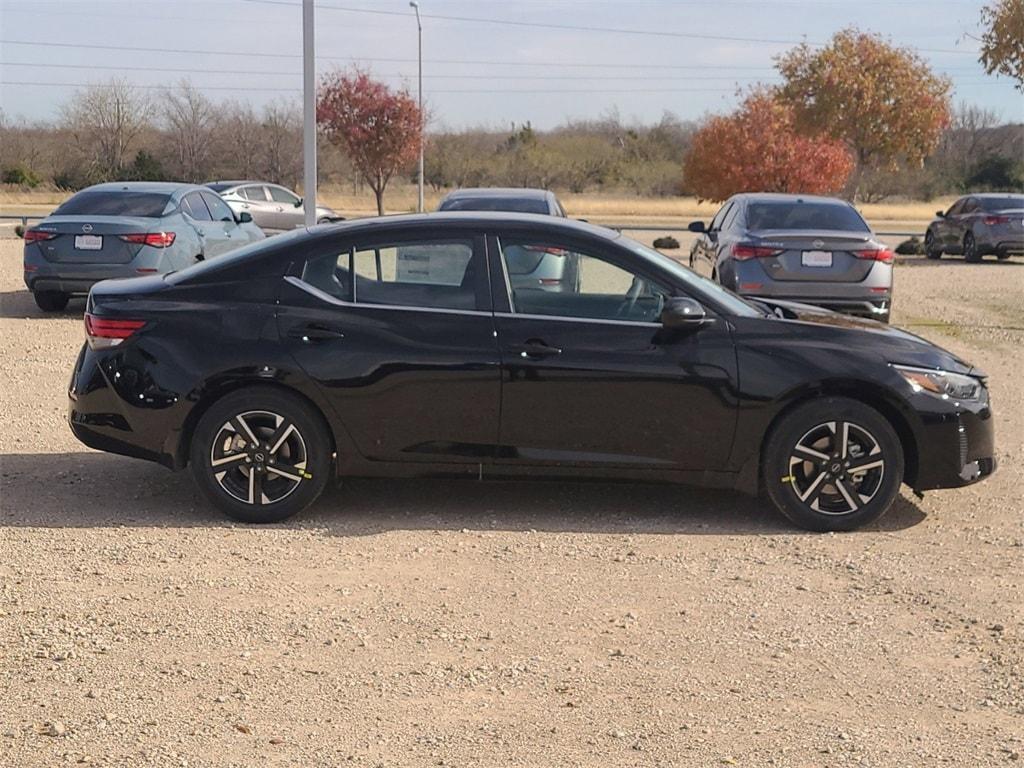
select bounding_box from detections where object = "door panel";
[278,232,500,464]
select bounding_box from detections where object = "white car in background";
[207,181,343,232]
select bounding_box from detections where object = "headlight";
[892,364,983,401]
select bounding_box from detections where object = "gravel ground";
[1,238,1022,767]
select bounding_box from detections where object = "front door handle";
[288,324,346,342]
[512,340,562,359]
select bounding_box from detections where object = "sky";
[1,0,1022,130]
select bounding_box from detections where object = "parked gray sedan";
[207,181,342,232]
[689,193,894,322]
[925,193,1024,261]
[23,182,265,311]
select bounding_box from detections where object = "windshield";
[440,197,549,214]
[979,195,1024,212]
[621,236,763,318]
[746,201,869,232]
[54,190,171,217]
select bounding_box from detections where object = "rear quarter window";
[54,190,171,217]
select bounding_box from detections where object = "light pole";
[410,0,424,213]
[302,0,317,228]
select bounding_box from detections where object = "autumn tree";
[317,70,421,215]
[776,28,952,198]
[61,79,155,181]
[979,0,1024,91]
[683,91,854,202]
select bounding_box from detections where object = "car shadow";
[0,289,86,319]
[0,452,928,536]
[899,257,1023,268]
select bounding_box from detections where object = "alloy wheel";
[786,421,885,516]
[209,410,309,505]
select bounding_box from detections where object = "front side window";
[269,186,300,205]
[498,237,669,323]
[201,191,236,222]
[181,192,213,221]
[708,201,733,232]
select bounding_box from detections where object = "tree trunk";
[374,185,385,216]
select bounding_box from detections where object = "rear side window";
[439,197,549,215]
[979,196,1024,212]
[269,186,300,204]
[746,202,869,232]
[242,186,268,201]
[181,192,213,221]
[54,190,170,217]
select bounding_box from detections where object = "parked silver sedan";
[207,181,342,232]
[925,193,1024,262]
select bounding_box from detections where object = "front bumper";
[910,387,997,492]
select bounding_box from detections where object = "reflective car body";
[69,213,994,530]
[690,193,893,322]
[926,193,1024,261]
[23,182,264,309]
[207,181,343,232]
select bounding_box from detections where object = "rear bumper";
[26,263,151,295]
[994,238,1024,255]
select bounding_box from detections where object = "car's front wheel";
[190,387,332,523]
[762,397,904,532]
[33,290,69,312]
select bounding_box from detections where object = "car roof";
[304,211,605,238]
[442,187,553,201]
[730,192,853,206]
[207,180,269,189]
[81,181,202,195]
[961,192,1024,198]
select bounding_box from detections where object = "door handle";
[288,324,345,342]
[513,340,562,359]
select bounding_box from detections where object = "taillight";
[24,229,57,243]
[84,313,146,349]
[984,215,1009,226]
[854,248,895,264]
[732,244,783,260]
[119,232,176,248]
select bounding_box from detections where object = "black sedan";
[69,214,996,531]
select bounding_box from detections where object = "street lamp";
[410,0,423,213]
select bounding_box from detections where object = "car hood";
[756,299,981,377]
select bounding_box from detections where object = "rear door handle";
[288,324,346,342]
[512,340,562,359]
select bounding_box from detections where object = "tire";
[189,387,332,523]
[996,251,1011,261]
[33,290,70,312]
[924,231,941,260]
[964,232,982,263]
[762,397,904,532]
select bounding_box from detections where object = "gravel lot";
[1,237,1022,767]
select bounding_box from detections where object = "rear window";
[439,197,549,215]
[54,190,171,217]
[746,202,869,232]
[979,196,1024,212]
[205,183,234,193]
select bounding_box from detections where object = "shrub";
[14,224,25,239]
[895,236,925,255]
[2,165,41,188]
[653,236,680,249]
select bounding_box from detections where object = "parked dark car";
[24,182,264,311]
[689,193,894,322]
[437,187,578,292]
[925,194,1024,261]
[69,214,995,532]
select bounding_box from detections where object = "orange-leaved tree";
[776,28,951,198]
[683,91,854,202]
[317,70,422,215]
[979,0,1024,91]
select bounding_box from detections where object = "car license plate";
[74,234,103,250]
[802,250,833,267]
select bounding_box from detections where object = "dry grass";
[0,184,954,226]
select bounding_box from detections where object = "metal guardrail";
[0,214,44,227]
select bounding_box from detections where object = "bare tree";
[61,79,154,180]
[163,80,216,182]
[259,101,302,187]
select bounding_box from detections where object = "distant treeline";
[1,81,1021,201]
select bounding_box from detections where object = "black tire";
[964,232,982,263]
[996,251,1011,261]
[762,397,904,532]
[924,231,941,260]
[189,387,332,523]
[33,290,70,312]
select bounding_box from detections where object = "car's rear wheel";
[33,290,69,312]
[964,232,982,263]
[762,397,904,532]
[190,388,332,523]
[924,231,942,260]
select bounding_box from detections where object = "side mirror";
[936,210,945,218]
[237,211,253,224]
[661,297,707,329]
[295,198,304,208]
[688,221,706,233]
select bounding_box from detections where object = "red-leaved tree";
[684,91,854,202]
[317,70,422,215]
